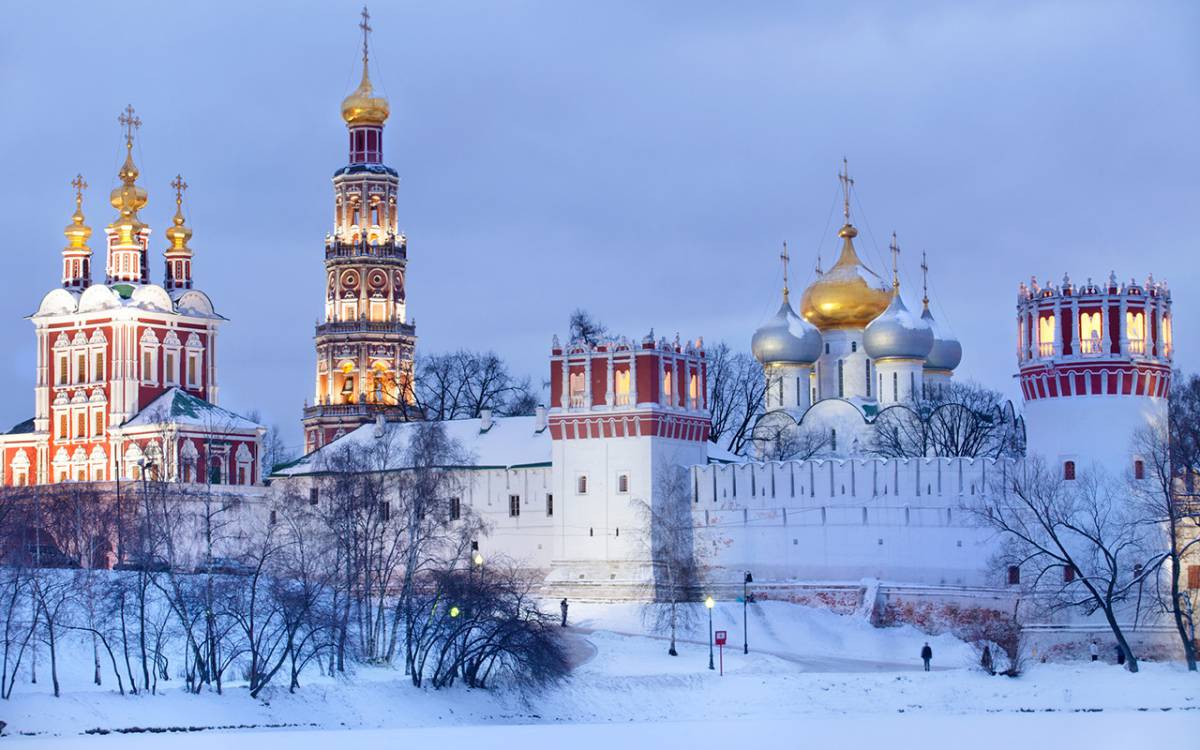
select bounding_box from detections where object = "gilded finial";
[889,231,901,294]
[837,158,858,239]
[920,249,929,309]
[780,241,791,302]
[109,106,148,237]
[360,6,372,64]
[814,251,822,276]
[341,6,390,126]
[165,174,192,253]
[65,174,92,250]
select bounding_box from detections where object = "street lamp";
[743,571,753,655]
[705,596,715,670]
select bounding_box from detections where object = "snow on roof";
[275,415,552,477]
[121,388,261,432]
[275,415,744,477]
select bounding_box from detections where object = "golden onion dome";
[64,177,92,250]
[799,223,891,330]
[341,64,390,126]
[108,144,148,233]
[164,177,192,254]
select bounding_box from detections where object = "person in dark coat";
[921,642,933,671]
[981,645,994,675]
[560,598,569,627]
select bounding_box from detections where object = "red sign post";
[714,630,727,675]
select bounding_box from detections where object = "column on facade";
[560,354,570,408]
[1070,296,1080,358]
[628,352,638,406]
[1100,295,1112,354]
[1052,296,1063,357]
[605,351,614,407]
[1118,292,1128,356]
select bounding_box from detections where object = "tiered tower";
[1016,272,1173,473]
[303,8,417,453]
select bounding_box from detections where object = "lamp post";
[705,596,715,670]
[743,571,753,654]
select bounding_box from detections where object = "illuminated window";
[569,371,587,407]
[1063,460,1076,481]
[1163,314,1173,356]
[614,368,631,406]
[1126,310,1146,354]
[1038,314,1057,356]
[689,373,698,405]
[662,369,672,400]
[1079,311,1102,354]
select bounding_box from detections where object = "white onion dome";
[921,304,962,371]
[752,297,823,365]
[864,291,934,361]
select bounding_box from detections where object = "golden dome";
[799,223,891,330]
[164,175,192,254]
[108,141,148,235]
[341,62,389,126]
[64,174,92,251]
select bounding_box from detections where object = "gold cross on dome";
[780,241,791,299]
[920,249,929,305]
[838,157,854,223]
[171,174,188,204]
[71,173,88,205]
[118,104,141,144]
[889,232,901,291]
[359,5,372,62]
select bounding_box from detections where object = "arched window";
[569,371,587,407]
[1038,314,1056,356]
[1079,311,1102,354]
[662,369,672,401]
[614,369,631,405]
[1063,460,1076,481]
[1126,311,1146,353]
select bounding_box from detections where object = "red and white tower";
[546,332,710,585]
[1016,272,1173,475]
[302,8,417,453]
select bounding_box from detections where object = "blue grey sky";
[1,1,1197,452]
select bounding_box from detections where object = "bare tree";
[706,343,765,456]
[1130,373,1200,670]
[568,309,607,346]
[414,350,537,420]
[751,415,832,461]
[976,457,1157,672]
[631,465,704,655]
[873,382,1024,459]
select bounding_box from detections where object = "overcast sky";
[1,1,1197,452]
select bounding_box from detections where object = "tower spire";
[920,249,930,309]
[838,157,854,225]
[360,5,372,67]
[889,231,901,294]
[780,241,791,303]
[62,174,93,290]
[164,174,194,290]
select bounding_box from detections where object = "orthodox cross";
[780,241,791,300]
[359,6,372,63]
[920,250,930,306]
[889,231,901,291]
[838,157,854,223]
[171,174,188,208]
[71,174,87,208]
[118,105,141,145]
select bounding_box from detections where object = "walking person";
[1089,640,1099,662]
[921,642,933,672]
[981,645,994,675]
[560,598,569,628]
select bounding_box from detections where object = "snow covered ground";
[2,600,1195,748]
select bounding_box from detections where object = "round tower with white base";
[1017,272,1173,477]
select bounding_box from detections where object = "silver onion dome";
[921,305,962,371]
[752,299,823,365]
[863,292,934,361]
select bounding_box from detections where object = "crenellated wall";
[691,457,1012,587]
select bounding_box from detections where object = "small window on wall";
[1007,565,1021,586]
[449,497,461,521]
[577,475,588,494]
[58,415,68,439]
[76,353,87,383]
[1063,566,1075,583]
[94,352,104,380]
[57,356,68,385]
[546,493,554,517]
[309,487,320,506]
[188,355,198,387]
[617,474,629,494]
[508,494,520,517]
[1063,460,1076,481]
[1188,565,1200,591]
[93,413,104,437]
[1133,460,1145,480]
[142,350,154,383]
[165,352,176,384]
[76,413,86,439]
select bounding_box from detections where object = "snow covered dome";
[864,291,934,361]
[921,305,962,371]
[752,297,823,365]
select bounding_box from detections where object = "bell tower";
[302,6,417,453]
